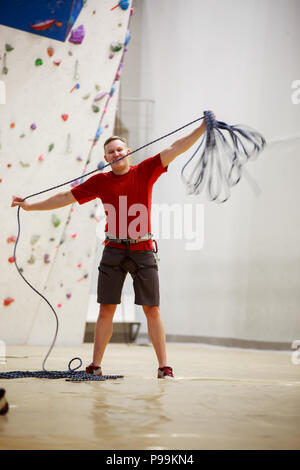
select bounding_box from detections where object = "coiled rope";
[3,111,265,381]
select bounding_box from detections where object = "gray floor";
[0,343,299,450]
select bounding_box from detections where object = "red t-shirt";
[71,153,168,251]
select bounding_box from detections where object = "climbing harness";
[7,111,265,381]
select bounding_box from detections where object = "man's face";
[104,139,130,174]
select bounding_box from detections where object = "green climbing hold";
[35,58,43,66]
[28,255,36,264]
[48,143,54,152]
[110,41,123,52]
[5,44,14,52]
[52,214,61,228]
[30,235,40,246]
[92,105,100,113]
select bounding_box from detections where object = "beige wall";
[121,0,300,346]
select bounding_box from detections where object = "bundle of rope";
[3,111,265,381]
[181,110,266,202]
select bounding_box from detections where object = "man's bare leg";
[143,305,167,368]
[92,304,117,367]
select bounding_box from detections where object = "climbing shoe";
[157,366,174,379]
[85,364,102,376]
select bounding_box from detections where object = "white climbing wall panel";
[0,0,133,345]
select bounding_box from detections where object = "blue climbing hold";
[97,161,105,170]
[124,29,131,46]
[120,0,130,10]
[96,126,103,139]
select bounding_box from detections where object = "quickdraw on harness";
[6,111,265,381]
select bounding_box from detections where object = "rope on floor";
[0,370,123,382]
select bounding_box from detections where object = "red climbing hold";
[4,298,14,306]
[30,19,56,31]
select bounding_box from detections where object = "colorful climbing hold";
[35,58,43,66]
[70,83,80,93]
[4,298,14,307]
[111,0,129,11]
[30,19,55,31]
[110,41,123,53]
[109,86,115,97]
[56,22,63,27]
[8,257,15,263]
[38,155,44,162]
[125,29,131,46]
[66,293,71,299]
[47,47,54,57]
[30,235,40,245]
[48,143,54,152]
[5,44,14,52]
[77,273,89,282]
[70,179,80,188]
[97,161,105,170]
[7,236,16,244]
[94,91,107,102]
[19,161,30,168]
[69,25,85,44]
[52,214,61,227]
[27,255,35,264]
[71,233,77,239]
[53,59,62,66]
[92,105,100,113]
[61,114,69,121]
[30,123,37,130]
[44,254,50,264]
[10,123,15,129]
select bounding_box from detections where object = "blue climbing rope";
[181,110,266,202]
[6,111,265,381]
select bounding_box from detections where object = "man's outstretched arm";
[160,120,207,168]
[11,190,77,211]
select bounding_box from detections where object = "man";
[11,119,206,379]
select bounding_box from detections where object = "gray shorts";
[97,247,160,306]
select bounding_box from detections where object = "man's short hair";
[104,136,128,152]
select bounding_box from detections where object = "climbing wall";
[0,0,133,345]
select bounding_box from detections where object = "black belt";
[105,233,153,245]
